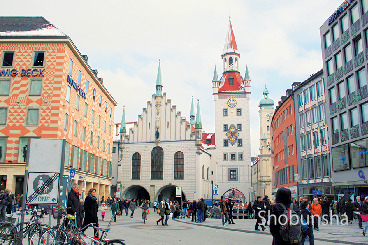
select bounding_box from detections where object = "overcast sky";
[5,0,340,156]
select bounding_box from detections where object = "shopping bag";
[361,214,368,222]
[147,209,150,215]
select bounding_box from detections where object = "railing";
[350,124,360,139]
[362,121,368,136]
[341,29,350,45]
[347,85,368,106]
[341,129,349,142]
[330,102,336,115]
[354,51,365,68]
[325,45,333,59]
[351,19,361,38]
[332,38,341,52]
[327,73,335,87]
[344,59,354,75]
[335,67,344,82]
[331,97,346,115]
[332,130,340,145]
[363,11,368,26]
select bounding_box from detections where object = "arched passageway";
[157,185,186,203]
[124,185,150,201]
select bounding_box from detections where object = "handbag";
[157,209,161,214]
[147,209,150,215]
[361,214,368,222]
[165,209,171,215]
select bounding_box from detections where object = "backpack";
[279,203,302,244]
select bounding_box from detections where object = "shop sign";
[312,190,324,195]
[0,68,45,77]
[67,75,86,99]
[328,0,354,25]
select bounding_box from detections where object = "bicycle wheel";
[29,229,42,245]
[0,223,17,245]
[39,229,56,245]
[105,239,126,244]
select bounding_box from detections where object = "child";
[101,203,107,221]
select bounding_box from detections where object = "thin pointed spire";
[190,96,195,125]
[212,65,218,81]
[195,99,202,129]
[244,65,250,81]
[156,60,163,97]
[263,84,269,99]
[120,106,126,134]
[223,18,238,54]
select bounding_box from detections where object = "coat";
[301,208,313,234]
[158,202,165,217]
[111,202,119,214]
[129,201,136,210]
[310,203,322,217]
[83,194,98,227]
[66,190,83,218]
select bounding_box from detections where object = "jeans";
[197,210,202,222]
[165,214,170,225]
[222,212,228,225]
[313,216,319,229]
[364,221,368,233]
[0,205,6,220]
[130,209,135,217]
[183,208,187,217]
[125,208,129,216]
[301,231,314,245]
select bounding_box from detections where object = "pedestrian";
[156,200,165,225]
[129,199,136,218]
[125,199,130,216]
[101,203,107,221]
[83,188,99,238]
[253,196,265,231]
[153,201,157,212]
[183,201,188,218]
[263,196,271,226]
[220,196,228,226]
[300,201,314,245]
[247,201,253,219]
[227,198,235,224]
[355,196,363,229]
[191,200,197,222]
[310,198,322,231]
[321,197,330,224]
[164,199,170,225]
[170,201,176,219]
[196,199,203,223]
[203,200,207,221]
[269,187,302,245]
[111,198,119,222]
[66,183,84,228]
[361,196,368,236]
[346,199,354,224]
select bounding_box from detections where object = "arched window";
[202,165,205,179]
[151,146,163,180]
[132,152,141,180]
[174,151,184,180]
[229,57,233,67]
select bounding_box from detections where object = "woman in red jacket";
[310,198,322,231]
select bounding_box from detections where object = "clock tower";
[212,19,251,201]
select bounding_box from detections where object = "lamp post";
[294,173,300,203]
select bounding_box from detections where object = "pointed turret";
[195,100,202,129]
[259,85,274,109]
[120,106,126,134]
[244,65,250,81]
[223,18,238,55]
[213,66,218,81]
[156,60,163,97]
[190,97,195,125]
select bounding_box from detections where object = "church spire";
[244,65,250,81]
[195,100,202,129]
[190,97,195,125]
[120,106,126,134]
[223,18,238,55]
[212,65,218,81]
[156,60,163,97]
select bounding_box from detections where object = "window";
[98,115,101,128]
[112,147,116,153]
[301,135,306,151]
[0,108,7,125]
[91,109,95,123]
[0,80,10,95]
[84,103,88,117]
[238,139,242,147]
[68,59,73,75]
[319,104,325,121]
[102,139,105,152]
[82,126,86,141]
[341,14,349,33]
[332,144,350,171]
[358,68,367,88]
[90,132,93,145]
[207,167,209,180]
[310,85,316,101]
[324,31,331,48]
[329,87,337,104]
[350,139,368,168]
[344,44,352,62]
[66,86,71,103]
[223,109,228,116]
[304,89,310,104]
[85,79,89,95]
[267,126,270,132]
[323,155,330,177]
[300,114,305,129]
[2,52,14,67]
[238,153,243,161]
[313,131,319,148]
[312,107,319,124]
[132,152,141,180]
[327,59,334,76]
[341,112,348,130]
[33,51,45,66]
[321,128,327,145]
[73,120,78,136]
[229,75,234,85]
[104,121,106,132]
[298,94,303,107]
[363,0,368,14]
[338,82,346,100]
[99,96,102,107]
[306,110,311,126]
[355,37,363,55]
[350,107,359,126]
[64,113,68,131]
[26,108,39,125]
[105,102,107,112]
[109,125,111,136]
[223,153,228,161]
[18,137,32,163]
[97,136,100,149]
[302,159,308,180]
[315,156,322,178]
[223,124,228,131]
[223,139,228,147]
[77,71,82,86]
[229,169,238,181]
[362,102,368,123]
[332,116,339,132]
[29,80,42,96]
[0,137,6,162]
[351,4,359,24]
[110,108,112,118]
[347,76,356,94]
[174,151,184,180]
[307,133,312,149]
[151,146,163,180]
[202,165,205,179]
[236,108,242,116]
[237,124,242,131]
[93,89,96,101]
[332,24,340,41]
[76,95,79,111]
[230,153,236,161]
[308,158,315,179]
[335,52,342,69]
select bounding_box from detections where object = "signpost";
[70,168,76,179]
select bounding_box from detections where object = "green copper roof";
[259,84,274,108]
[195,100,202,129]
[120,107,126,134]
[190,96,195,125]
[156,60,163,97]
[213,66,218,81]
[244,65,250,80]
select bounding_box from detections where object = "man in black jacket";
[355,196,363,229]
[227,198,235,224]
[66,183,83,228]
[253,196,265,231]
[300,201,314,245]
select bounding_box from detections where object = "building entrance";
[124,185,150,201]
[157,185,186,202]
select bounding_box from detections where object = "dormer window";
[229,75,234,86]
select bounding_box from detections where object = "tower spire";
[195,100,202,129]
[190,97,195,125]
[120,106,126,134]
[156,60,163,97]
[223,18,238,54]
[244,65,250,81]
[263,85,269,99]
[212,65,218,81]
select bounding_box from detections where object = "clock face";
[227,97,237,108]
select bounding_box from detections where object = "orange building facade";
[271,91,298,199]
[0,17,117,200]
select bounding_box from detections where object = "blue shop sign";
[328,0,355,25]
[312,190,324,195]
[67,75,86,99]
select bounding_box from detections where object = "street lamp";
[294,173,300,202]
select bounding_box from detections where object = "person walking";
[321,197,330,224]
[253,196,265,231]
[220,196,228,226]
[129,199,136,218]
[263,196,271,226]
[83,188,99,238]
[164,199,170,225]
[66,183,84,228]
[196,199,203,223]
[191,200,197,222]
[227,198,235,224]
[111,198,119,222]
[300,201,315,245]
[183,201,188,218]
[355,196,363,229]
[310,198,322,231]
[156,200,165,225]
[361,197,368,236]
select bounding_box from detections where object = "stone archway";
[123,185,150,201]
[223,188,245,202]
[156,185,186,202]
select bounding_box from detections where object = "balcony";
[335,67,344,82]
[362,121,368,136]
[350,124,360,139]
[347,85,368,106]
[327,73,335,87]
[363,11,368,26]
[354,51,365,68]
[325,45,333,59]
[341,29,350,45]
[330,102,336,115]
[344,60,354,75]
[351,19,361,38]
[332,38,341,52]
[332,130,340,145]
[341,129,349,142]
